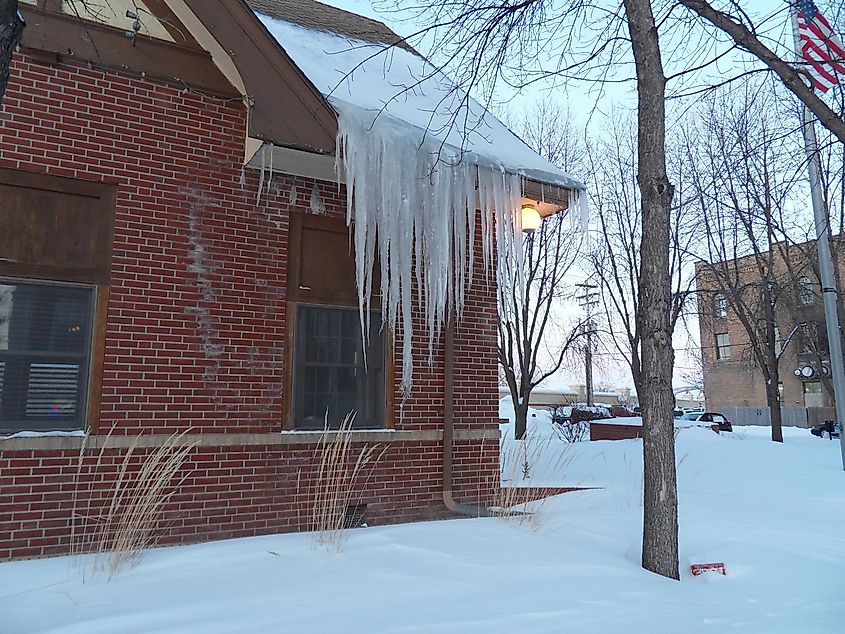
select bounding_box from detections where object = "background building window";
[0,280,94,432]
[798,276,815,305]
[773,326,782,355]
[803,380,824,407]
[800,321,829,358]
[713,293,728,319]
[715,332,731,360]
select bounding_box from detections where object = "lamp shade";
[521,204,541,233]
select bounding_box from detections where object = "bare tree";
[623,0,680,582]
[499,210,585,440]
[688,84,807,442]
[587,113,697,400]
[678,1,845,145]
[497,97,589,440]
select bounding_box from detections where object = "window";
[715,332,731,360]
[288,214,388,430]
[800,321,829,357]
[803,380,824,407]
[293,306,384,430]
[778,381,784,404]
[713,293,728,319]
[799,276,815,306]
[773,326,782,354]
[0,280,95,432]
[803,381,822,394]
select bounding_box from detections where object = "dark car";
[678,411,733,432]
[610,405,637,418]
[810,420,840,439]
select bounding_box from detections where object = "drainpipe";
[442,312,494,517]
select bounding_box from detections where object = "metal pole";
[791,7,845,467]
[802,106,845,467]
[586,321,594,406]
[577,283,598,408]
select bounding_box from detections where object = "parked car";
[610,405,637,418]
[810,420,841,439]
[552,404,612,424]
[673,408,685,418]
[678,411,733,432]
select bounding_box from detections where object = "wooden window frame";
[0,168,115,434]
[284,213,394,431]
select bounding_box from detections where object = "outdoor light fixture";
[521,203,542,233]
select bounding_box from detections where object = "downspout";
[443,312,495,517]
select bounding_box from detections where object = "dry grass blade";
[309,412,386,550]
[72,428,197,581]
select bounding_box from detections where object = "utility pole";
[577,283,599,407]
[791,9,845,467]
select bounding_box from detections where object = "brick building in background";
[0,1,583,560]
[696,239,845,425]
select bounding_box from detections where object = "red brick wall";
[0,54,499,560]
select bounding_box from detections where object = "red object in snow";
[691,562,726,576]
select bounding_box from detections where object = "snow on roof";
[257,13,585,191]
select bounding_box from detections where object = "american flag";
[795,0,845,93]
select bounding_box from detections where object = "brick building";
[0,1,583,559]
[696,241,845,415]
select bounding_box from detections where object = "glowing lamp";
[521,203,542,233]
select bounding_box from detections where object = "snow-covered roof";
[257,13,585,192]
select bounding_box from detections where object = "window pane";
[715,332,730,360]
[293,305,384,430]
[714,293,727,319]
[0,280,94,431]
[799,277,815,305]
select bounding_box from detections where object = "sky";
[312,0,838,396]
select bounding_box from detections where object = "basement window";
[0,280,94,432]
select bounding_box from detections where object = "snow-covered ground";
[2,416,844,633]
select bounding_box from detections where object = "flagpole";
[792,6,845,468]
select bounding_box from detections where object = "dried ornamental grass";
[71,427,197,581]
[306,412,386,550]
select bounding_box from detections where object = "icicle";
[579,188,590,232]
[335,103,543,394]
[570,188,590,234]
[267,143,274,192]
[239,165,246,187]
[289,184,298,207]
[255,144,267,206]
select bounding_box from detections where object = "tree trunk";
[0,0,23,106]
[623,0,680,580]
[767,382,784,443]
[514,397,528,441]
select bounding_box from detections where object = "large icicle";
[336,104,526,395]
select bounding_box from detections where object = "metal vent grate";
[343,504,367,529]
